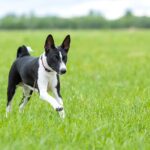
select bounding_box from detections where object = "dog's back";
[7,46,38,110]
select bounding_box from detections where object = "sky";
[1,0,150,19]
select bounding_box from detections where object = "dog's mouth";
[59,69,67,75]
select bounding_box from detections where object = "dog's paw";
[55,107,65,119]
[56,107,63,112]
[19,104,25,113]
[59,110,65,119]
[6,105,11,112]
[19,107,23,113]
[56,108,65,119]
[6,105,12,118]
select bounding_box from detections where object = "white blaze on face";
[59,51,66,71]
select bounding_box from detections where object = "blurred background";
[0,0,150,29]
[1,1,150,149]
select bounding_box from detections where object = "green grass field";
[0,30,150,150]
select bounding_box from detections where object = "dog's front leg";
[40,91,63,111]
[52,88,63,106]
[40,90,65,118]
[50,75,65,118]
[38,78,64,115]
[51,85,65,118]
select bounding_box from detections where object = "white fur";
[26,46,33,52]
[59,52,67,71]
[6,104,11,118]
[42,53,55,71]
[19,86,32,112]
[38,55,64,113]
[24,84,38,92]
[51,87,63,106]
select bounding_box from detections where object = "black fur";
[17,45,30,58]
[7,46,39,106]
[44,35,70,74]
[56,74,61,98]
[7,34,71,115]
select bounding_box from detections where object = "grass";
[0,29,150,150]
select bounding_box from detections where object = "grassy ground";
[0,30,150,150]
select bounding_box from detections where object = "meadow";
[0,30,150,150]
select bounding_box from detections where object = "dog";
[6,34,71,118]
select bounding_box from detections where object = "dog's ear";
[61,35,71,53]
[44,34,55,53]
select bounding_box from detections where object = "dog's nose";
[60,69,66,74]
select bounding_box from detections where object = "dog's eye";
[55,55,59,60]
[62,56,66,60]
[62,56,67,63]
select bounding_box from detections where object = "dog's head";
[44,34,71,75]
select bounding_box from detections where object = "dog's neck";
[40,53,54,72]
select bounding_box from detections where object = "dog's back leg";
[6,82,17,117]
[19,86,33,112]
[6,66,21,117]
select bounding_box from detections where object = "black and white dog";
[6,34,71,118]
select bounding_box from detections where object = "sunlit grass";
[0,30,150,150]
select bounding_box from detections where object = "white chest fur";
[47,72,57,91]
[38,57,57,91]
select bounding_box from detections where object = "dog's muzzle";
[59,69,66,75]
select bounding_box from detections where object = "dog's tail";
[16,45,33,58]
